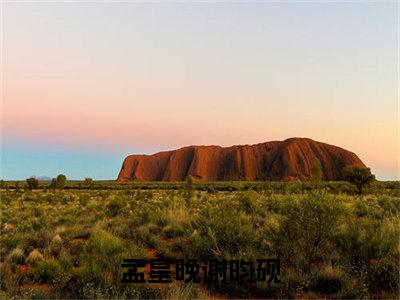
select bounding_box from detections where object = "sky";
[1,2,398,180]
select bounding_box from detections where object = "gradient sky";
[1,2,398,180]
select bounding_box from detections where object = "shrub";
[49,234,63,256]
[80,230,125,286]
[354,198,372,217]
[191,204,255,257]
[378,196,400,216]
[237,191,256,214]
[157,206,189,238]
[34,259,61,283]
[27,249,44,265]
[26,177,39,190]
[8,248,25,264]
[56,174,67,189]
[335,220,398,269]
[84,178,94,189]
[106,197,125,217]
[270,192,342,273]
[343,165,375,195]
[20,230,50,252]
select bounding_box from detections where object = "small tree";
[26,177,39,190]
[56,174,67,189]
[343,165,375,195]
[84,178,94,188]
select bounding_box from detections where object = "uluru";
[117,138,366,182]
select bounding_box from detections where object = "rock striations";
[117,138,366,182]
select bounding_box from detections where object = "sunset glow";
[2,2,398,180]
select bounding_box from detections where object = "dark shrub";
[343,166,375,195]
[84,178,94,189]
[56,174,67,189]
[26,177,39,190]
[34,259,61,283]
[312,272,343,294]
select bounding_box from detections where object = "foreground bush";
[270,192,342,273]
[0,187,398,299]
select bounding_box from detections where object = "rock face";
[117,138,366,181]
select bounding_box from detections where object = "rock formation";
[117,138,366,181]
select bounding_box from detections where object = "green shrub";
[190,204,255,257]
[378,196,400,216]
[106,197,125,217]
[80,230,125,286]
[343,166,375,195]
[56,174,67,189]
[270,192,342,273]
[84,178,94,189]
[34,259,61,283]
[335,220,398,268]
[26,178,39,190]
[355,198,372,217]
[58,252,74,271]
[237,191,256,213]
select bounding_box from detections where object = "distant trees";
[343,165,375,195]
[84,178,94,188]
[56,174,67,189]
[49,174,67,189]
[26,177,39,190]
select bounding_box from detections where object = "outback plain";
[0,179,399,299]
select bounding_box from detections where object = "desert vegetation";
[0,180,399,299]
